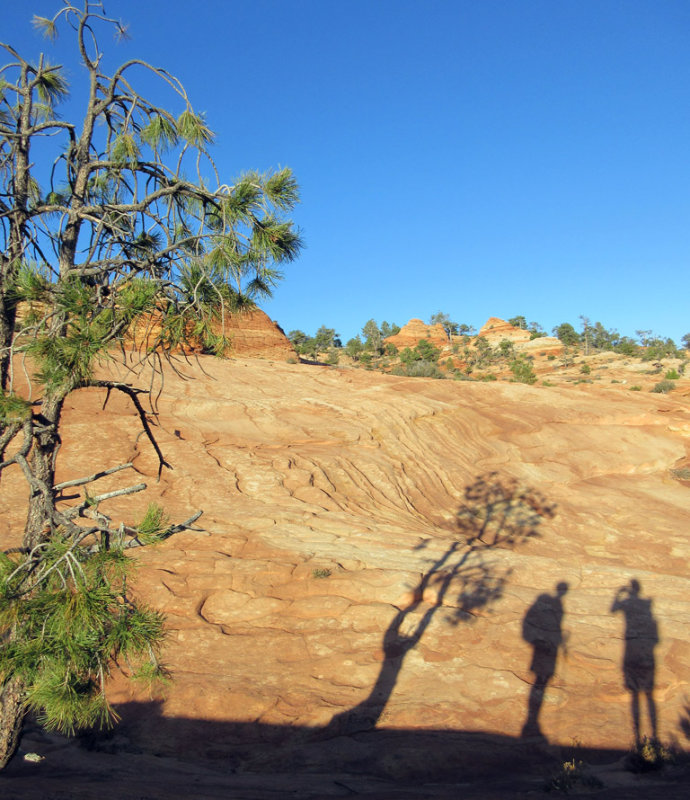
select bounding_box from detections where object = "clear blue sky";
[5,0,689,343]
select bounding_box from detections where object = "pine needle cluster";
[0,518,167,735]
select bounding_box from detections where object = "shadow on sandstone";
[323,473,556,738]
[6,475,688,793]
[8,702,685,799]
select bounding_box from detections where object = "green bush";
[652,380,675,393]
[580,364,591,375]
[312,568,332,579]
[629,385,642,391]
[510,358,537,385]
[393,361,444,378]
[665,369,680,380]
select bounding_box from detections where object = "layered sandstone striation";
[128,307,296,360]
[384,318,449,349]
[1,355,689,795]
[478,317,564,356]
[478,317,533,345]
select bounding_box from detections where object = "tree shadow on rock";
[455,471,556,547]
[322,472,557,738]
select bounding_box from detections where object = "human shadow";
[520,582,569,739]
[611,579,659,745]
[324,473,556,737]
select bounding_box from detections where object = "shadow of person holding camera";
[611,579,659,745]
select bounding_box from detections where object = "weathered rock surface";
[384,318,450,350]
[478,317,564,356]
[478,317,533,344]
[128,307,296,360]
[1,356,689,796]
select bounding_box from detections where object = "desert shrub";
[312,568,332,579]
[665,369,680,380]
[545,757,603,793]
[403,360,444,379]
[325,351,339,366]
[652,380,675,394]
[625,737,675,773]
[510,358,537,385]
[542,380,554,387]
[629,385,642,391]
[580,364,591,375]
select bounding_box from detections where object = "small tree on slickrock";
[0,1,302,768]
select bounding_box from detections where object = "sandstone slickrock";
[1,354,689,795]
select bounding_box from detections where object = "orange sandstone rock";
[384,318,449,349]
[128,307,296,360]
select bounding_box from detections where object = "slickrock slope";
[2,356,689,797]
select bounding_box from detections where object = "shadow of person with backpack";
[521,581,569,740]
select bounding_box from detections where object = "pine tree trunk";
[0,676,26,770]
[0,393,63,770]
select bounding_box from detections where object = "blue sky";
[4,0,689,343]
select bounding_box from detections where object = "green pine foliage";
[510,357,537,385]
[0,531,165,735]
[0,2,302,766]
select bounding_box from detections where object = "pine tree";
[0,2,301,768]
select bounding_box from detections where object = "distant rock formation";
[478,317,532,345]
[478,317,564,356]
[219,309,296,360]
[128,308,296,361]
[384,318,449,349]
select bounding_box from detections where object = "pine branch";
[63,482,147,520]
[54,461,134,491]
[122,509,204,549]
